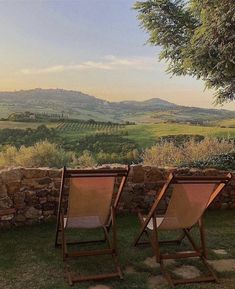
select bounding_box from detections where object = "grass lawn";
[219,118,235,128]
[124,124,235,148]
[0,210,235,289]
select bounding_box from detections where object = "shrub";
[0,141,74,168]
[183,152,235,170]
[157,134,205,146]
[143,142,183,167]
[75,150,97,168]
[143,137,235,167]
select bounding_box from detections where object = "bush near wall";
[143,138,235,169]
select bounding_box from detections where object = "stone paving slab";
[172,265,201,279]
[148,275,168,289]
[88,285,112,289]
[124,265,136,274]
[212,249,228,255]
[143,256,176,268]
[208,259,235,272]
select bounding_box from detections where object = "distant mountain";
[0,88,234,123]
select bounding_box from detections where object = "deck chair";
[55,166,129,285]
[134,173,232,287]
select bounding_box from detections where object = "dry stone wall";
[0,166,234,228]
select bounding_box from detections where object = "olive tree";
[134,0,235,104]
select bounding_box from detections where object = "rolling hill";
[0,88,234,123]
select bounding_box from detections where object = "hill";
[0,88,234,123]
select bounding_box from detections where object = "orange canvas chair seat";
[64,176,114,229]
[144,182,216,230]
[134,173,232,287]
[55,166,129,285]
[64,216,103,228]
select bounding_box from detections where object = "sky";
[0,0,234,110]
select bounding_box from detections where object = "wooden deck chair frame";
[55,166,129,285]
[134,173,232,287]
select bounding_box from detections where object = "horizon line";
[0,87,234,112]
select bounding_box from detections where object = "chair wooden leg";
[151,212,161,263]
[64,210,122,284]
[198,217,208,258]
[133,213,146,246]
[60,213,67,261]
[109,207,123,278]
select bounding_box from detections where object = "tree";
[134,0,235,103]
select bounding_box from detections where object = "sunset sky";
[0,0,234,110]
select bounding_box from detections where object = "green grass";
[124,123,235,148]
[219,118,235,128]
[0,210,234,289]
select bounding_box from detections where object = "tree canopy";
[134,0,235,104]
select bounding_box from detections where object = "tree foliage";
[134,0,235,103]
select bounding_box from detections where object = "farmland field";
[1,120,235,149]
[123,123,235,148]
[56,120,123,133]
[0,121,57,130]
[218,118,235,128]
[0,119,235,165]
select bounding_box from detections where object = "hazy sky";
[0,0,234,110]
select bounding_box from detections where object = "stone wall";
[0,166,234,228]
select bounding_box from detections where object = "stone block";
[25,207,42,219]
[145,167,164,182]
[1,168,23,183]
[48,169,61,178]
[43,202,55,210]
[204,169,220,176]
[0,208,16,216]
[0,214,14,221]
[132,183,145,195]
[15,214,26,222]
[0,184,7,198]
[132,165,144,183]
[14,202,26,209]
[23,168,47,179]
[7,182,20,196]
[21,177,52,189]
[0,196,13,209]
[36,189,50,197]
[43,210,55,216]
[39,197,47,204]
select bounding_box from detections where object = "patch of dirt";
[173,265,201,279]
[208,259,235,272]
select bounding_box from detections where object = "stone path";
[212,249,228,255]
[124,265,136,274]
[143,256,176,268]
[208,259,235,272]
[172,265,201,279]
[148,276,168,289]
[88,285,112,289]
[142,249,235,289]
